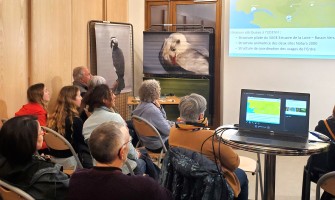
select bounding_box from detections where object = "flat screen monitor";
[143,31,214,76]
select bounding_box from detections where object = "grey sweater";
[132,102,171,150]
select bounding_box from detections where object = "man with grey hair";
[169,93,249,200]
[68,121,172,200]
[72,66,92,97]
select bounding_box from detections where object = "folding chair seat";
[0,179,34,200]
[131,115,167,167]
[42,126,83,175]
[239,154,264,200]
[315,171,335,200]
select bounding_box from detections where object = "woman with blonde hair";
[48,86,91,169]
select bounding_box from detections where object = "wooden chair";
[239,154,264,200]
[41,126,83,175]
[131,115,168,167]
[316,171,335,200]
[0,179,34,200]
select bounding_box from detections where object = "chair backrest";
[41,126,83,169]
[0,179,34,200]
[131,115,167,152]
[160,147,234,200]
[316,171,335,200]
[1,118,8,124]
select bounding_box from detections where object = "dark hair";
[89,121,124,163]
[0,115,39,165]
[86,84,112,112]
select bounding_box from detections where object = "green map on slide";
[248,100,280,115]
[236,0,335,28]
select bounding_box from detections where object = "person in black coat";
[0,116,69,200]
[306,105,335,200]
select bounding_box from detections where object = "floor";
[237,150,317,200]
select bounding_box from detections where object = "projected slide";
[285,99,307,116]
[229,0,335,59]
[246,97,281,124]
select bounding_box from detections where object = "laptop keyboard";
[235,131,308,149]
[237,131,306,143]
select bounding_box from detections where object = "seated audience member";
[305,105,335,200]
[72,66,92,97]
[169,93,248,200]
[48,86,92,169]
[68,121,172,200]
[80,75,107,122]
[131,79,172,152]
[0,115,69,199]
[82,84,144,174]
[15,83,50,151]
[88,75,106,89]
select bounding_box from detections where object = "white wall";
[222,0,335,129]
[129,0,335,129]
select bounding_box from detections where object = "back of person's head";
[89,121,124,163]
[27,83,47,107]
[0,115,38,165]
[179,93,207,122]
[139,79,161,102]
[48,86,79,134]
[86,84,112,112]
[88,76,106,90]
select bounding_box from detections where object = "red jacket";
[15,103,48,149]
[15,103,47,126]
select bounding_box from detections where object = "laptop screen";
[239,89,310,138]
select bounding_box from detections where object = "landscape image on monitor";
[143,31,213,75]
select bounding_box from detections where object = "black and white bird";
[159,33,209,74]
[110,37,125,94]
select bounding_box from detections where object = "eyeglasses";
[118,138,132,158]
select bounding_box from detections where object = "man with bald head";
[68,121,172,200]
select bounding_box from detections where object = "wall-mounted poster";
[89,21,133,94]
[143,31,214,76]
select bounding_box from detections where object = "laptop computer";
[230,89,310,150]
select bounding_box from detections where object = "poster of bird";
[94,22,133,94]
[143,31,213,76]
